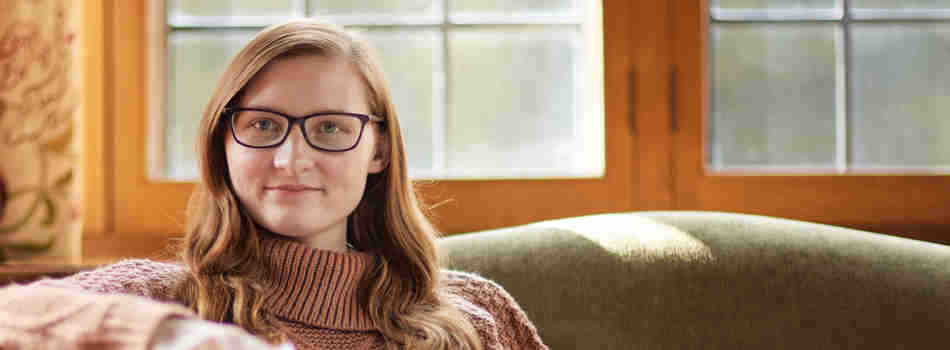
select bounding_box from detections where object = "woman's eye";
[251,119,276,131]
[318,122,339,134]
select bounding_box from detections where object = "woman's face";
[225,54,387,251]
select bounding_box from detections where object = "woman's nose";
[273,125,315,173]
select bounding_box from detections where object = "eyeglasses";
[224,107,383,152]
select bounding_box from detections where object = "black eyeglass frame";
[223,107,384,152]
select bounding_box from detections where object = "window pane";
[352,28,440,177]
[449,0,580,16]
[169,0,301,18]
[709,24,842,171]
[852,0,950,9]
[711,0,842,20]
[448,26,591,178]
[851,24,950,171]
[308,0,436,17]
[851,0,950,19]
[167,30,256,180]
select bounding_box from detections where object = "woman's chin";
[260,221,339,241]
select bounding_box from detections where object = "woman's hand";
[151,317,295,350]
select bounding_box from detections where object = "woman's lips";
[265,184,323,195]
[269,184,317,191]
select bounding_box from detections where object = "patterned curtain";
[0,0,81,263]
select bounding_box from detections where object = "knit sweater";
[0,236,548,350]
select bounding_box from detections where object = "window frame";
[673,0,950,243]
[80,0,644,258]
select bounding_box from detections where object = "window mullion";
[841,0,852,173]
[434,0,450,177]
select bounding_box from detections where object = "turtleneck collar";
[259,234,377,331]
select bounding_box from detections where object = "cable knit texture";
[0,235,548,350]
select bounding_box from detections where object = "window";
[153,0,604,181]
[80,1,639,245]
[672,0,950,242]
[708,0,950,173]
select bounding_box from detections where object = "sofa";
[437,211,950,349]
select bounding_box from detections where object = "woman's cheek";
[226,153,261,202]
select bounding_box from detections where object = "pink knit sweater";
[0,236,548,350]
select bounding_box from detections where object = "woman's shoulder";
[440,270,511,301]
[43,258,188,301]
[438,269,526,320]
[439,270,548,349]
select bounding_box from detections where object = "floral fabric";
[0,0,80,263]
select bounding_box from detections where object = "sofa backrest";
[438,211,950,349]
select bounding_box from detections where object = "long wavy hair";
[174,19,482,349]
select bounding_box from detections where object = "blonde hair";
[175,19,482,349]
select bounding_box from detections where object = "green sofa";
[438,211,950,349]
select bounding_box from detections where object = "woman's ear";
[368,130,389,174]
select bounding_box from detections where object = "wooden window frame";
[80,0,648,259]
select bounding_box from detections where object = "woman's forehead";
[238,54,371,115]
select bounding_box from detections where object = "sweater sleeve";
[441,270,549,350]
[0,259,195,349]
[0,279,195,350]
[42,259,188,302]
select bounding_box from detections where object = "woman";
[0,19,547,350]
